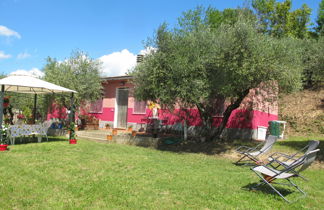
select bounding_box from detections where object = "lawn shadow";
[242,182,293,199]
[156,137,257,155]
[156,136,324,162]
[10,136,67,145]
[47,136,68,142]
[233,161,258,167]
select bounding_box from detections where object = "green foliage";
[69,122,76,139]
[43,50,103,109]
[252,0,311,39]
[132,8,303,138]
[316,0,324,36]
[207,7,256,30]
[302,38,324,88]
[0,124,9,144]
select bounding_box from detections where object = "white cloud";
[98,49,136,77]
[0,51,11,59]
[9,68,44,78]
[139,47,157,56]
[17,52,31,59]
[0,25,21,39]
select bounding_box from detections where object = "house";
[76,75,278,140]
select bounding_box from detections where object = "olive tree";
[132,9,303,140]
[43,51,102,112]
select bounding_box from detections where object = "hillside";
[279,89,324,136]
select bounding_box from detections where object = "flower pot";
[0,144,8,151]
[107,135,113,140]
[69,139,77,144]
[112,129,117,136]
[131,131,137,137]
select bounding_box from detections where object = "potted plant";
[0,124,9,151]
[16,113,26,124]
[131,130,137,137]
[106,134,113,140]
[112,128,117,135]
[127,125,133,132]
[69,122,77,144]
[105,123,110,130]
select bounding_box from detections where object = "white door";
[116,88,128,128]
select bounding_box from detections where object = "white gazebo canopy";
[0,75,76,94]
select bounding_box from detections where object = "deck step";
[77,134,107,141]
[76,130,132,141]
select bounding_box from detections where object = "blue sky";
[0,0,322,77]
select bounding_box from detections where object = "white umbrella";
[0,75,76,94]
[0,74,77,129]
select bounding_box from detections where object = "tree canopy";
[43,51,102,110]
[132,8,303,139]
[252,0,312,39]
[316,0,324,36]
[302,37,324,88]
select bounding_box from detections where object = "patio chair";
[235,135,278,165]
[267,140,320,180]
[31,120,53,142]
[42,120,53,141]
[250,149,320,203]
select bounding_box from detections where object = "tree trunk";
[215,89,250,139]
[196,103,215,141]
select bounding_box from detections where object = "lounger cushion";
[253,166,294,179]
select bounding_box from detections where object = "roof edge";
[101,75,133,81]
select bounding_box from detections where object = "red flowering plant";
[3,96,10,108]
[17,114,26,120]
[3,96,14,125]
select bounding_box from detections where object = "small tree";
[316,0,324,36]
[302,38,324,88]
[132,9,303,140]
[43,50,102,115]
[252,0,312,39]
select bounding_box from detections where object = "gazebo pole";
[69,92,75,140]
[0,85,4,141]
[33,94,37,124]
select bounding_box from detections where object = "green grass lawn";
[0,136,323,209]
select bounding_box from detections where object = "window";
[89,99,103,113]
[134,100,146,114]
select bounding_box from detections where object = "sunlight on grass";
[0,137,323,209]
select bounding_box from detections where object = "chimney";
[136,54,144,63]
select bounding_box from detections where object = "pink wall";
[102,80,134,108]
[90,106,277,130]
[251,110,278,129]
[48,78,278,130]
[89,107,114,121]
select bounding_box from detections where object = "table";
[8,124,48,144]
